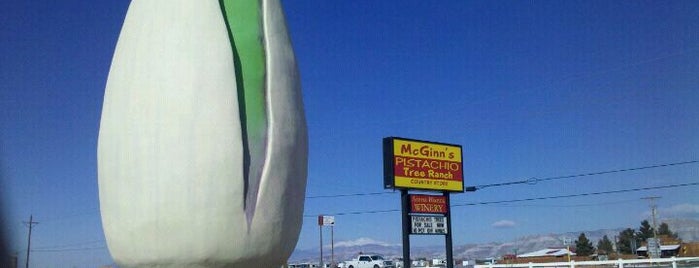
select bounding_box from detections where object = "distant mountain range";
[289,218,699,263]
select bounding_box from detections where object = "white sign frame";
[410,215,448,235]
[320,215,335,226]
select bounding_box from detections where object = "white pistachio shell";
[97,0,307,267]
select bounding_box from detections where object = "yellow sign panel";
[395,177,463,191]
[384,137,464,192]
[393,139,462,161]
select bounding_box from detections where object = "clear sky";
[2,1,699,267]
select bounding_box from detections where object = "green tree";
[617,228,637,254]
[597,235,614,255]
[575,232,595,256]
[637,220,654,242]
[658,222,679,240]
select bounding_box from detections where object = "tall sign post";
[563,237,572,262]
[400,190,411,268]
[318,215,335,267]
[318,216,323,268]
[444,192,454,266]
[384,137,464,268]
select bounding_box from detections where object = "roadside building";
[518,248,576,258]
[635,234,684,258]
[636,244,681,258]
[512,248,585,263]
[636,242,699,258]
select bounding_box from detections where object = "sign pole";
[401,189,411,268]
[331,225,334,267]
[563,237,572,263]
[319,216,324,268]
[444,192,454,268]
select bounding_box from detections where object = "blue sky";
[2,1,699,267]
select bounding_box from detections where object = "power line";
[321,209,400,217]
[303,181,699,217]
[32,239,105,250]
[304,160,698,199]
[29,161,697,222]
[40,209,100,222]
[31,246,106,253]
[306,191,390,199]
[452,182,697,207]
[475,160,699,190]
[485,199,638,208]
[33,161,697,223]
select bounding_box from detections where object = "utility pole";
[641,197,661,238]
[23,215,38,268]
[642,196,661,258]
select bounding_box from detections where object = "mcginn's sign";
[383,137,463,192]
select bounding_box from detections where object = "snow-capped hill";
[289,238,402,263]
[289,218,699,262]
[334,237,400,248]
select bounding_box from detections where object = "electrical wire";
[486,199,637,208]
[40,209,100,222]
[303,181,699,217]
[31,246,106,253]
[452,182,699,207]
[475,160,699,190]
[304,160,698,199]
[306,191,390,199]
[35,161,697,222]
[32,240,105,250]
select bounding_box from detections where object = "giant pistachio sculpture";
[97,1,307,267]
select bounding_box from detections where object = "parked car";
[344,254,396,268]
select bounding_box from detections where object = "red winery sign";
[410,194,448,214]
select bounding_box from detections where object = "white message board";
[318,215,335,226]
[411,215,447,235]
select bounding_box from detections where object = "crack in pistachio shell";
[219,0,268,225]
